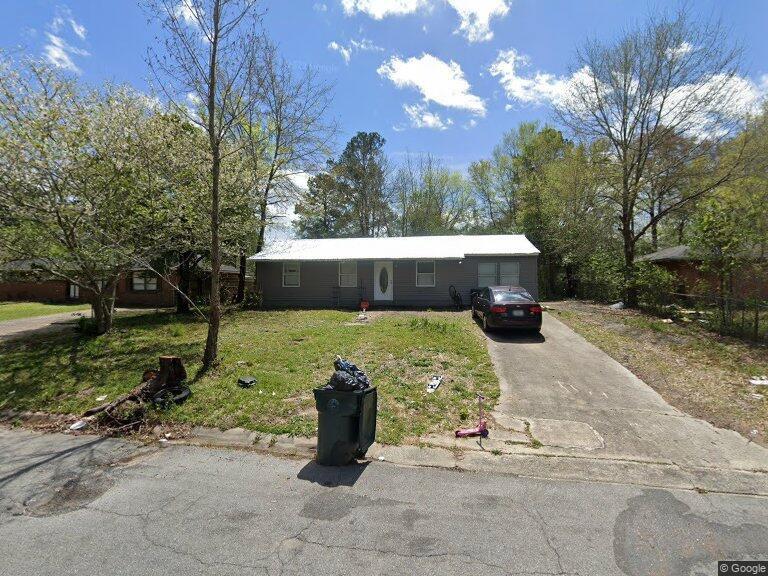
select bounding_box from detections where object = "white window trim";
[282,261,301,288]
[338,261,357,288]
[131,272,158,292]
[415,260,436,288]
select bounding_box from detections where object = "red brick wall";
[116,273,176,308]
[0,280,70,302]
[660,261,768,300]
[1,270,246,308]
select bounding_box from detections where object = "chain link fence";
[652,292,768,343]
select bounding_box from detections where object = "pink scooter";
[455,394,489,438]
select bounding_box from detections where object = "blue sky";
[3,0,768,172]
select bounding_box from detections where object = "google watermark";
[719,561,767,574]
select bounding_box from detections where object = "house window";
[499,262,520,286]
[477,261,521,287]
[338,261,357,288]
[132,272,158,292]
[416,261,435,287]
[68,283,79,299]
[282,262,300,287]
[478,263,497,287]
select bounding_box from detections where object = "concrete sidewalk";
[2,427,767,576]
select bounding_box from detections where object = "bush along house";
[0,260,247,308]
[249,235,540,309]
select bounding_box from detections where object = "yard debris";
[609,301,625,310]
[749,376,768,387]
[750,393,765,400]
[323,356,371,391]
[238,376,257,389]
[427,375,443,393]
[95,395,108,402]
[81,356,190,431]
[661,318,674,323]
[69,419,89,431]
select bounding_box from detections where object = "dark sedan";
[471,286,543,333]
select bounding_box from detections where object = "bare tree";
[233,39,335,301]
[556,8,749,306]
[146,0,262,367]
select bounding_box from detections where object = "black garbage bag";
[334,356,371,390]
[327,370,357,391]
[323,356,371,391]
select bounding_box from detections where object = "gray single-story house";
[249,234,540,308]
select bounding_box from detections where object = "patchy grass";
[0,309,498,445]
[548,301,768,446]
[0,301,90,322]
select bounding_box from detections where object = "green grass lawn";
[0,309,498,445]
[0,301,91,322]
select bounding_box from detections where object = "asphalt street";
[1,428,766,576]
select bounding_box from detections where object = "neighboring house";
[638,245,768,300]
[249,235,540,308]
[0,261,246,307]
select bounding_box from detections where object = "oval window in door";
[379,266,389,294]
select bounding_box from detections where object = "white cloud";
[342,0,509,43]
[287,172,311,191]
[403,103,453,130]
[378,53,486,115]
[490,48,575,107]
[43,32,89,74]
[313,2,328,12]
[328,37,383,64]
[350,38,384,52]
[445,0,510,43]
[44,6,89,74]
[51,6,87,40]
[328,41,352,64]
[491,48,768,139]
[341,0,428,19]
[175,0,199,26]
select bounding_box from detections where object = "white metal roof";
[248,235,539,262]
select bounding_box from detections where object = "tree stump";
[83,356,187,418]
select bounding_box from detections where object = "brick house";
[638,245,768,300]
[0,260,246,308]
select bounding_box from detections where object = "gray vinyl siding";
[256,255,538,308]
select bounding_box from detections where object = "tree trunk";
[623,224,639,308]
[203,0,221,369]
[92,291,114,335]
[177,251,192,314]
[235,250,246,303]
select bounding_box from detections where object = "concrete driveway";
[485,313,768,482]
[0,310,89,342]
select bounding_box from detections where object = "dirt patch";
[26,470,115,517]
[549,301,768,446]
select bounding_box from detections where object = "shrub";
[241,289,263,310]
[633,261,676,314]
[577,254,625,302]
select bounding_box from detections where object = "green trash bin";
[314,386,377,466]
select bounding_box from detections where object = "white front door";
[373,261,393,301]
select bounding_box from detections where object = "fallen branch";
[83,356,188,421]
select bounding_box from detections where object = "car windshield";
[493,291,533,303]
